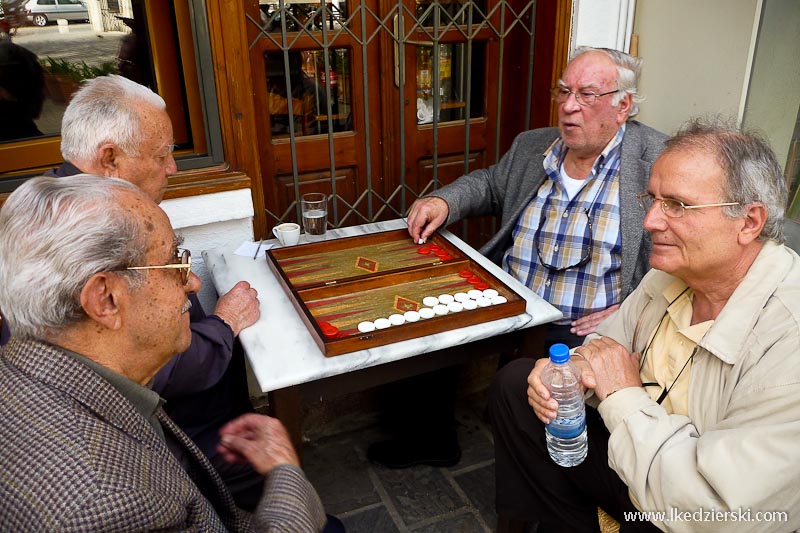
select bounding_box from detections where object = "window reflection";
[265,49,352,139]
[115,8,153,89]
[258,0,348,33]
[0,0,157,145]
[416,42,484,125]
[0,40,45,141]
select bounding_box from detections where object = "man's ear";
[738,202,768,245]
[615,93,632,122]
[97,144,121,178]
[80,273,125,331]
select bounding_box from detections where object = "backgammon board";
[265,229,527,356]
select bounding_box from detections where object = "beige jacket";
[594,241,800,532]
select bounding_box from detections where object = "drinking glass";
[301,193,328,241]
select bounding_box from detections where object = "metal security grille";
[246,0,539,237]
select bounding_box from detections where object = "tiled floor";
[303,401,499,532]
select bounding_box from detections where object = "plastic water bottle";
[542,343,587,466]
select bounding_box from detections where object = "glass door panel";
[414,0,486,27]
[264,48,353,138]
[258,0,349,32]
[415,42,485,125]
[247,0,549,250]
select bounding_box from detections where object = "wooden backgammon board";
[265,229,527,356]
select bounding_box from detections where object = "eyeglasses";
[534,208,594,271]
[550,86,618,107]
[155,144,177,164]
[125,248,192,285]
[636,193,740,218]
[115,56,136,67]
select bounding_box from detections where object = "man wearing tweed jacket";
[0,74,264,510]
[0,175,326,531]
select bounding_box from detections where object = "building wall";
[632,0,760,136]
[161,188,254,312]
[572,0,636,53]
[741,0,800,171]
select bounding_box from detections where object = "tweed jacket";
[0,339,326,532]
[593,242,800,532]
[0,260,243,457]
[431,120,667,300]
[41,162,236,401]
[36,161,239,456]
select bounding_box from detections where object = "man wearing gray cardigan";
[369,47,667,469]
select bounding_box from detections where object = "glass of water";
[301,193,328,241]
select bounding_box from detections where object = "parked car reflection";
[25,0,88,27]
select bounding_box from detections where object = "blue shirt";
[503,125,625,323]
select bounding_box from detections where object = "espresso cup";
[272,222,301,246]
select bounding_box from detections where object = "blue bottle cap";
[549,343,570,364]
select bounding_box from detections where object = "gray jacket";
[432,120,667,299]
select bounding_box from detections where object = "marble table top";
[203,219,562,393]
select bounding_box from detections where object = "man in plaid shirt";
[369,47,666,471]
[409,46,667,347]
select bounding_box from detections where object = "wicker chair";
[599,508,621,532]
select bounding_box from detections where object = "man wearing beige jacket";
[490,120,800,532]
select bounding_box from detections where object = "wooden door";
[246,0,564,250]
[246,0,388,229]
[386,0,501,248]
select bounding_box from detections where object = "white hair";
[571,46,643,118]
[0,175,148,340]
[60,75,166,165]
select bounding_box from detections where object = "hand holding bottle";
[540,343,587,467]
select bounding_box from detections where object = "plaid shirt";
[503,125,625,323]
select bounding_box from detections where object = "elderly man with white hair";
[490,119,800,532]
[370,46,667,471]
[0,175,325,531]
[0,75,264,509]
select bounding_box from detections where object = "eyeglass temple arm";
[126,264,190,271]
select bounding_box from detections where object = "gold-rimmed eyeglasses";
[155,144,177,164]
[125,248,192,285]
[550,86,619,107]
[636,193,740,219]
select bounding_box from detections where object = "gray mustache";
[181,299,192,313]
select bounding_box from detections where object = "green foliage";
[42,57,118,83]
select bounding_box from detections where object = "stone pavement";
[303,396,499,532]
